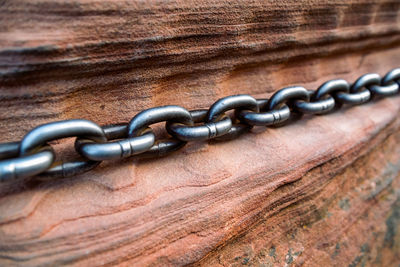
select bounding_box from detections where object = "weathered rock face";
[0,0,400,266]
[199,122,400,267]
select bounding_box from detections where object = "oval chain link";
[334,73,379,105]
[294,79,349,114]
[206,94,258,140]
[1,68,399,182]
[75,124,155,161]
[238,99,291,126]
[127,105,193,157]
[166,110,232,142]
[23,120,107,177]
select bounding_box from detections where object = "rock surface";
[0,0,400,266]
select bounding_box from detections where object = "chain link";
[166,109,232,141]
[1,68,399,182]
[75,124,155,161]
[206,94,258,140]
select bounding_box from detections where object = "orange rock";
[0,0,400,266]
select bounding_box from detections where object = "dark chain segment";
[1,68,399,182]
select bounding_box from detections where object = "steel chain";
[1,68,399,182]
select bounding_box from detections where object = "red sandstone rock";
[0,0,400,266]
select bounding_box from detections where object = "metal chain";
[1,68,399,182]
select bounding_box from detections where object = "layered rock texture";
[0,0,400,266]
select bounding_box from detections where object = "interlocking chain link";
[1,68,399,182]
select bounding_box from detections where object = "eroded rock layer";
[0,0,400,266]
